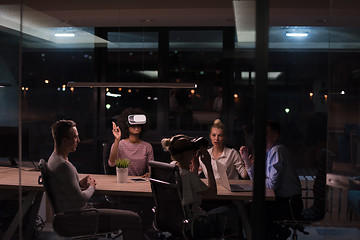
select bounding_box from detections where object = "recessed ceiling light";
[54,33,75,37]
[285,32,309,37]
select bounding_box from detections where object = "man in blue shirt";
[240,120,303,239]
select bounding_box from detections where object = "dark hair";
[267,120,281,135]
[117,108,149,139]
[51,120,76,147]
[161,135,192,162]
[162,134,208,157]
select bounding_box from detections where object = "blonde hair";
[211,119,225,132]
[161,134,192,163]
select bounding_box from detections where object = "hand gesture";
[191,151,200,173]
[239,146,249,159]
[239,146,253,167]
[198,147,211,168]
[112,121,121,141]
[249,154,255,165]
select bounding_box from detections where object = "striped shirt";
[109,139,154,176]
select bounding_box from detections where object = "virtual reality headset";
[128,114,146,125]
[170,136,208,156]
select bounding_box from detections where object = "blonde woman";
[200,119,248,180]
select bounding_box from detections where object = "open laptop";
[216,161,252,192]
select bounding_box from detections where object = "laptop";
[216,161,252,192]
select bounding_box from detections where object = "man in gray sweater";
[47,119,143,239]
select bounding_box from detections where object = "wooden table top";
[0,166,275,201]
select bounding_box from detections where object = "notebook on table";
[216,161,252,192]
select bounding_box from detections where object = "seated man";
[240,120,303,240]
[47,119,143,240]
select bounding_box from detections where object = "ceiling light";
[106,92,122,98]
[285,32,309,37]
[241,72,283,80]
[54,33,75,37]
[135,71,158,79]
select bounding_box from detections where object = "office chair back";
[148,161,189,239]
[38,159,101,239]
[102,142,116,175]
[38,159,59,213]
[300,151,327,221]
[277,150,327,239]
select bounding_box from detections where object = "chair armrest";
[149,178,176,188]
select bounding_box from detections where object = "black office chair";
[38,159,118,239]
[276,150,327,240]
[148,161,227,240]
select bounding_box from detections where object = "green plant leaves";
[115,158,130,168]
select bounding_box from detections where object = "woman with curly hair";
[108,108,154,178]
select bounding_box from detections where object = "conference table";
[0,166,275,239]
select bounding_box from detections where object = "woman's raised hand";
[112,121,121,141]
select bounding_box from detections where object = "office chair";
[276,150,327,240]
[38,159,118,239]
[148,161,227,240]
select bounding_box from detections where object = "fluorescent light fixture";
[106,92,122,98]
[241,72,283,80]
[54,33,75,37]
[285,32,309,37]
[135,70,158,79]
[67,82,197,89]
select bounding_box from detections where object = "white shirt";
[200,147,248,180]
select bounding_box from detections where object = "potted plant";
[115,158,130,183]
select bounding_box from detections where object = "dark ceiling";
[4,0,360,27]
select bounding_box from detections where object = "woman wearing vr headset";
[108,108,154,178]
[200,119,248,180]
[162,135,242,238]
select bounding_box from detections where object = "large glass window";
[106,31,159,131]
[1,1,360,239]
[169,30,223,132]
